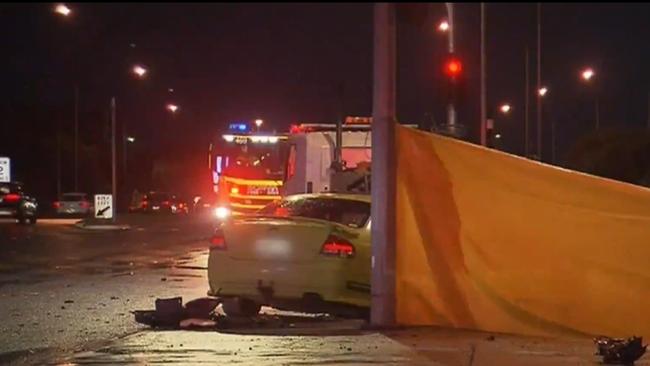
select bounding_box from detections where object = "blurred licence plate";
[248,186,279,195]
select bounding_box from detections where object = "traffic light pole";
[480,3,487,146]
[371,2,397,327]
[111,97,117,223]
[446,2,456,130]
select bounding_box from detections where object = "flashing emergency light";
[229,123,249,132]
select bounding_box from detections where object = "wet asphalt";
[0,213,215,365]
[2,215,648,365]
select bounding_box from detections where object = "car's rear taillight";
[209,229,227,250]
[320,235,355,258]
[53,201,61,208]
[4,193,21,203]
[142,200,148,207]
[80,201,90,208]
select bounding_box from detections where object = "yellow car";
[207,193,370,316]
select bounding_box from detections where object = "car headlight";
[214,206,231,220]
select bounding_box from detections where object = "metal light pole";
[111,97,117,222]
[524,47,530,157]
[536,2,542,160]
[480,3,487,146]
[595,95,600,130]
[56,119,62,199]
[74,84,79,191]
[580,68,598,130]
[445,3,456,130]
[371,2,397,327]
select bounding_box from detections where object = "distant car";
[53,192,92,216]
[0,182,38,224]
[138,191,186,214]
[207,193,371,317]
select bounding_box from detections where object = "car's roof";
[284,193,370,203]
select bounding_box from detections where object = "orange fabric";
[395,125,650,337]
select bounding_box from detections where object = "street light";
[499,103,512,114]
[581,68,595,82]
[437,20,449,32]
[254,119,263,131]
[132,65,148,78]
[54,3,71,16]
[127,136,135,143]
[538,87,548,97]
[166,103,179,113]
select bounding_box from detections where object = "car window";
[148,193,170,201]
[62,194,85,201]
[258,197,370,228]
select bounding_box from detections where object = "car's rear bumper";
[57,208,90,215]
[0,207,18,217]
[207,250,370,308]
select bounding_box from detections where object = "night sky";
[2,3,650,198]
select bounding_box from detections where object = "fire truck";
[208,122,289,218]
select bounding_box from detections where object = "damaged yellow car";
[207,194,371,317]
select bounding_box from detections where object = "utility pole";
[480,3,487,146]
[371,2,396,327]
[524,47,530,157]
[595,95,600,130]
[74,84,79,191]
[111,97,117,222]
[446,2,456,131]
[536,3,542,160]
[56,119,62,199]
[647,92,650,130]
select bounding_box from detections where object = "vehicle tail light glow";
[162,200,170,205]
[320,235,355,258]
[209,229,227,250]
[53,201,61,209]
[4,193,21,203]
[80,201,90,208]
[142,200,149,207]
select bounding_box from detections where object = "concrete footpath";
[51,324,649,365]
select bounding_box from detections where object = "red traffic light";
[445,58,462,77]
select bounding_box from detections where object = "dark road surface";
[1,215,646,365]
[0,213,215,365]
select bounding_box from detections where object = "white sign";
[0,157,10,183]
[94,194,113,219]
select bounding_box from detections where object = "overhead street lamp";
[499,103,512,114]
[254,119,263,132]
[538,87,548,97]
[54,3,71,16]
[166,103,179,113]
[132,65,148,78]
[437,20,449,32]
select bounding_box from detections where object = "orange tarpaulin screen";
[395,125,650,337]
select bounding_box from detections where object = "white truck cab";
[283,120,372,196]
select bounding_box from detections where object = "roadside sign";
[0,157,10,183]
[94,194,113,219]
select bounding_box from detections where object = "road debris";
[594,336,647,364]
